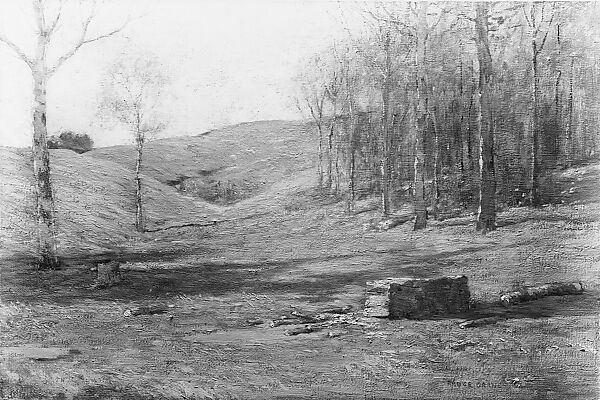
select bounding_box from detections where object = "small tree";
[99,55,168,232]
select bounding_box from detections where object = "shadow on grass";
[496,211,598,229]
[1,240,495,306]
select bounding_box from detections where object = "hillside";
[0,147,221,261]
[88,120,316,205]
[1,120,319,261]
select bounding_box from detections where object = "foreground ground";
[1,121,599,399]
[1,163,599,399]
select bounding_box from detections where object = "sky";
[0,0,363,148]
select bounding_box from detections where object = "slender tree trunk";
[380,31,392,217]
[327,123,334,189]
[335,133,341,194]
[32,4,59,269]
[530,42,542,206]
[474,3,496,233]
[347,112,356,212]
[413,3,428,230]
[554,24,562,163]
[430,108,440,220]
[135,133,144,232]
[466,61,475,173]
[317,123,324,188]
[566,56,575,167]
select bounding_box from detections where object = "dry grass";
[0,123,599,399]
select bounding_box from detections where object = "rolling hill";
[0,120,318,261]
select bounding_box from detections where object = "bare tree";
[412,2,430,230]
[474,3,496,232]
[522,2,556,206]
[99,55,168,232]
[0,0,127,268]
[297,55,328,188]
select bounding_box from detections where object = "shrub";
[47,131,94,153]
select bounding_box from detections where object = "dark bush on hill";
[48,131,94,153]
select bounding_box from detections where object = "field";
[1,120,599,399]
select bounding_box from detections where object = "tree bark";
[413,3,428,230]
[32,2,59,269]
[474,3,496,233]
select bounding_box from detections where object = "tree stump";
[365,276,471,319]
[95,261,121,288]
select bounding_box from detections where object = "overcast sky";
[0,0,363,148]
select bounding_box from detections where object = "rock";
[364,276,471,319]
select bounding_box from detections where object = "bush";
[47,131,94,153]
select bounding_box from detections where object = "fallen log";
[321,305,353,314]
[270,318,304,327]
[123,305,169,317]
[458,316,504,329]
[500,282,584,307]
[285,324,327,336]
[291,311,330,323]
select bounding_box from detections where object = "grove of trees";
[298,2,600,232]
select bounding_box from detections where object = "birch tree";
[0,0,126,268]
[99,55,168,232]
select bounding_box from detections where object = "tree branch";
[48,15,128,76]
[0,34,33,69]
[365,9,415,38]
[46,0,63,39]
[538,10,555,52]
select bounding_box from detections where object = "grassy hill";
[0,147,221,261]
[88,120,316,204]
[0,120,318,261]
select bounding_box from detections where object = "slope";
[0,147,220,261]
[87,120,317,207]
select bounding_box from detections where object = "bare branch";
[0,34,33,69]
[47,0,64,39]
[538,9,555,52]
[365,8,415,38]
[522,5,533,28]
[48,10,128,76]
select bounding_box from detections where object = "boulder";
[364,276,471,319]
